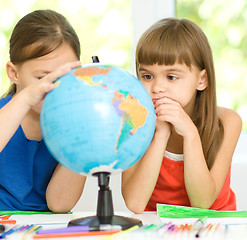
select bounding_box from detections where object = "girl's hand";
[152,98,171,140]
[155,113,172,138]
[154,97,197,138]
[23,61,81,107]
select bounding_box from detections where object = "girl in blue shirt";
[0,10,86,212]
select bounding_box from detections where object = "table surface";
[7,211,247,240]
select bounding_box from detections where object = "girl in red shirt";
[122,18,242,213]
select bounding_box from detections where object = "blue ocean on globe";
[40,63,155,175]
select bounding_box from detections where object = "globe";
[40,63,155,176]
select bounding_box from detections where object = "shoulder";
[217,107,242,143]
[217,107,242,130]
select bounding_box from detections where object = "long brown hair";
[136,18,223,169]
[3,9,80,97]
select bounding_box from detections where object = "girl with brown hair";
[0,10,85,212]
[122,18,242,213]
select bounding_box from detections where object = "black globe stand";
[68,172,143,230]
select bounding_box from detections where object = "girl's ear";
[197,69,208,91]
[6,61,19,84]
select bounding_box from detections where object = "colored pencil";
[98,225,140,240]
[33,230,120,239]
[0,220,16,224]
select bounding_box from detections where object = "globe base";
[68,172,143,230]
[68,215,143,230]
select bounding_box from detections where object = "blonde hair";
[2,9,80,97]
[136,18,223,169]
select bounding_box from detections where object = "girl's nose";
[152,78,166,94]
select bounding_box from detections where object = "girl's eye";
[37,76,46,80]
[167,75,178,81]
[141,74,154,80]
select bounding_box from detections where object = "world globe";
[40,63,155,176]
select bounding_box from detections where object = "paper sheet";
[157,204,247,224]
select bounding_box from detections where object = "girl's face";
[14,43,78,113]
[138,63,207,115]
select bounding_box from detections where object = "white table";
[7,211,247,240]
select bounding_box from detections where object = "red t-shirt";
[145,155,236,211]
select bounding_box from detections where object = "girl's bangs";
[136,28,194,68]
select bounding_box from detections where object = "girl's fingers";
[154,97,180,108]
[45,61,81,84]
[69,60,81,68]
[58,60,81,74]
[155,102,180,117]
[23,61,81,106]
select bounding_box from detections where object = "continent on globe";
[74,66,110,88]
[112,90,148,152]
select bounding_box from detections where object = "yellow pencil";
[98,225,140,240]
[22,225,41,240]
